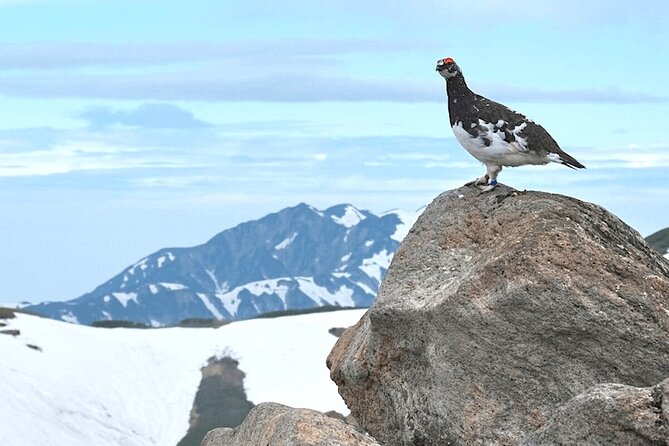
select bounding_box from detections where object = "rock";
[178,356,254,446]
[328,185,669,445]
[524,378,669,445]
[200,402,380,446]
[328,327,347,338]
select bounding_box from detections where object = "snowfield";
[0,309,366,446]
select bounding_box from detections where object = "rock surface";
[328,185,669,445]
[200,402,379,446]
[523,378,669,445]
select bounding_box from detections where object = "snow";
[216,278,291,315]
[197,293,223,319]
[205,269,228,294]
[149,284,158,294]
[158,283,188,291]
[297,278,355,307]
[359,249,393,282]
[129,258,149,275]
[61,312,78,324]
[331,205,365,228]
[364,240,374,247]
[383,208,422,242]
[355,281,376,296]
[340,253,351,262]
[156,253,175,268]
[331,272,351,278]
[214,277,358,316]
[0,309,366,446]
[275,233,297,250]
[112,292,138,308]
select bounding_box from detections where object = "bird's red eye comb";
[443,57,454,64]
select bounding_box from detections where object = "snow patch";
[157,252,176,268]
[340,253,351,262]
[216,278,291,316]
[149,284,158,294]
[158,283,188,291]
[383,208,421,242]
[128,258,149,275]
[331,205,365,228]
[359,249,393,282]
[332,272,351,278]
[103,296,111,303]
[355,281,376,296]
[275,233,298,250]
[197,293,223,319]
[1,305,366,446]
[297,278,355,307]
[206,269,229,294]
[112,292,138,308]
[364,240,374,247]
[60,312,78,324]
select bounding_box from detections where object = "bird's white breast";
[452,120,547,167]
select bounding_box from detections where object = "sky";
[1,0,668,303]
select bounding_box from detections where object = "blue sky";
[1,0,668,303]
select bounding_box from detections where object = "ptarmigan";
[436,57,585,191]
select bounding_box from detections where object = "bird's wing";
[470,94,561,154]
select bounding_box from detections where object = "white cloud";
[579,146,669,169]
[0,141,193,177]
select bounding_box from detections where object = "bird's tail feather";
[556,150,586,169]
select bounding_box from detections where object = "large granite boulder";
[328,185,669,445]
[523,378,669,445]
[200,402,379,446]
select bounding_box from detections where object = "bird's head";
[436,57,461,79]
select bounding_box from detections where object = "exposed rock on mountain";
[177,356,254,446]
[523,378,669,445]
[328,185,669,445]
[646,226,669,258]
[26,204,418,325]
[201,402,379,446]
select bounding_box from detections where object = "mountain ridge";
[26,203,418,325]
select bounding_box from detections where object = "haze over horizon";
[1,0,668,303]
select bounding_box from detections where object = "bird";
[436,57,585,191]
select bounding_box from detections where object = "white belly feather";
[452,120,549,167]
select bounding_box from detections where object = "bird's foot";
[478,179,498,192]
[465,174,489,187]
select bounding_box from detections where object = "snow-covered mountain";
[0,309,366,446]
[26,204,419,326]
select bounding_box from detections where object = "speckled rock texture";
[523,378,669,445]
[327,184,669,445]
[200,402,379,446]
